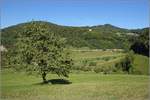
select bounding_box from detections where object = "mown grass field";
[1,50,149,100]
[1,70,149,100]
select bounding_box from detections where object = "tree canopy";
[130,28,149,56]
[7,22,73,82]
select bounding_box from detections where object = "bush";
[94,66,103,73]
[102,57,110,61]
[103,66,115,74]
[94,65,115,74]
[73,60,92,72]
[82,66,91,71]
[89,61,97,66]
[115,52,134,74]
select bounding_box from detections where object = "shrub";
[89,61,97,66]
[82,60,88,66]
[102,66,114,74]
[73,60,92,72]
[94,66,103,73]
[94,65,115,74]
[103,57,110,61]
[115,52,134,74]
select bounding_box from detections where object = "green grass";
[71,50,124,60]
[1,70,149,100]
[1,50,149,100]
[71,50,125,70]
[133,54,149,75]
[71,50,149,75]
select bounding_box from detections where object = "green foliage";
[93,65,117,74]
[130,28,149,56]
[115,52,134,74]
[89,61,97,66]
[71,50,135,74]
[71,50,148,75]
[132,54,149,75]
[1,52,8,69]
[2,21,148,75]
[7,22,73,82]
[2,21,133,50]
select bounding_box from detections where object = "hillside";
[1,21,135,50]
[130,28,149,56]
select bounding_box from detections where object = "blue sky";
[1,0,149,29]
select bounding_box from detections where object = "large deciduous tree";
[8,22,73,83]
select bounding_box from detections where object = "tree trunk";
[42,72,47,83]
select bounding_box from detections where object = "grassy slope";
[71,50,149,74]
[133,54,149,75]
[71,50,124,60]
[71,50,125,65]
[1,70,149,100]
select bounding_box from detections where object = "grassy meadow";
[1,50,149,100]
[1,70,149,100]
[71,50,149,75]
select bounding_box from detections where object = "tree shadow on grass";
[34,79,72,85]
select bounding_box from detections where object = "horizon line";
[1,20,149,30]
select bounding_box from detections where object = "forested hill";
[1,21,146,50]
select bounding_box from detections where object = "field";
[71,50,149,74]
[1,50,149,100]
[1,70,149,100]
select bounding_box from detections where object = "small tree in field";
[8,22,73,83]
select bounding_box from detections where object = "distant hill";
[130,27,149,34]
[1,21,143,50]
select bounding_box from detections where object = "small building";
[89,29,92,32]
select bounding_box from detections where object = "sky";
[1,0,149,29]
